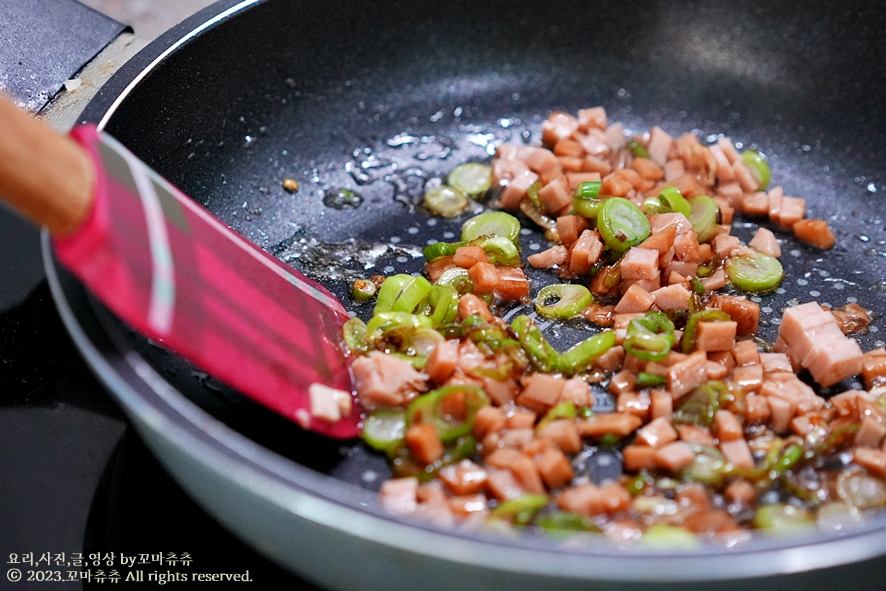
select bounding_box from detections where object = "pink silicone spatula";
[0,97,360,438]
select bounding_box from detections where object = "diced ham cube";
[613,283,655,314]
[568,229,605,275]
[554,138,585,158]
[498,168,539,210]
[352,351,429,410]
[716,137,741,164]
[748,227,781,258]
[458,293,495,322]
[309,383,352,424]
[453,245,489,268]
[733,159,760,192]
[741,192,770,216]
[577,412,643,438]
[732,363,764,392]
[623,444,658,471]
[778,196,806,228]
[693,321,738,352]
[621,247,661,281]
[425,340,460,383]
[664,159,685,182]
[536,447,574,489]
[651,284,692,311]
[650,388,673,421]
[647,126,674,166]
[494,265,530,300]
[524,147,563,180]
[653,441,696,472]
[667,351,709,399]
[517,373,566,413]
[556,214,590,246]
[677,425,716,447]
[542,111,580,146]
[538,419,583,454]
[733,339,760,366]
[745,394,771,423]
[577,106,607,131]
[635,416,679,448]
[406,423,444,465]
[793,219,836,249]
[556,482,631,517]
[438,459,489,495]
[485,468,526,501]
[803,337,864,388]
[712,295,760,335]
[765,394,795,433]
[862,348,886,390]
[468,262,499,293]
[709,144,736,183]
[713,410,744,441]
[760,352,793,374]
[713,234,742,258]
[605,122,627,150]
[537,177,572,216]
[767,186,784,224]
[472,405,507,440]
[527,245,568,269]
[855,416,886,448]
[380,477,419,515]
[631,157,664,181]
[854,448,886,478]
[718,438,754,470]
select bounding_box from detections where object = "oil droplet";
[323,188,363,209]
[872,280,886,293]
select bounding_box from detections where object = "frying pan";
[39,0,886,588]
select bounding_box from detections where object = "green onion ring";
[535,284,593,319]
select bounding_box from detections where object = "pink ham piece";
[748,227,781,258]
[647,126,674,166]
[777,302,864,387]
[352,350,429,410]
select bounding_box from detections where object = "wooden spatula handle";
[0,96,94,236]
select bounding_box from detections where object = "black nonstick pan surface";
[49,0,886,588]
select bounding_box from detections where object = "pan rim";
[54,0,886,584]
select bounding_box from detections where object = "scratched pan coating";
[52,0,886,589]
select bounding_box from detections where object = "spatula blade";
[54,125,360,438]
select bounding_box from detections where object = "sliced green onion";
[753,504,813,531]
[366,311,432,335]
[536,401,577,433]
[511,314,560,373]
[682,308,732,353]
[641,196,664,216]
[362,409,406,454]
[423,185,469,217]
[448,163,492,197]
[491,493,549,525]
[597,198,651,253]
[658,185,692,219]
[423,240,465,262]
[558,331,616,375]
[627,139,651,159]
[536,511,597,533]
[435,267,474,295]
[773,444,806,476]
[624,310,676,361]
[342,317,372,355]
[572,181,605,218]
[374,274,433,315]
[407,384,490,443]
[680,445,727,486]
[427,284,459,326]
[351,278,378,302]
[476,235,521,265]
[725,252,784,293]
[639,524,700,550]
[672,383,723,427]
[741,150,771,190]
[535,284,593,319]
[688,194,720,243]
[526,181,543,208]
[637,372,667,387]
[461,211,521,244]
